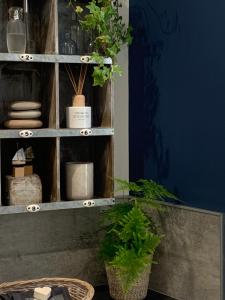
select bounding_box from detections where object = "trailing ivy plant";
[68,0,132,86]
[99,179,177,293]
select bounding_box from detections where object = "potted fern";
[99,179,177,300]
[68,0,132,87]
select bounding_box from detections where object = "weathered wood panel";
[0,198,115,215]
[41,0,57,54]
[0,54,112,64]
[93,80,113,128]
[0,209,106,285]
[0,1,7,53]
[0,128,114,139]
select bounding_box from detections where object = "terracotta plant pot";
[105,263,151,300]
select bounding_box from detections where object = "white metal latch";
[80,56,91,63]
[19,54,33,62]
[83,200,95,208]
[80,129,92,136]
[19,130,33,138]
[27,204,41,213]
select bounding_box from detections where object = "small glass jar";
[60,32,76,55]
[7,7,26,53]
[71,11,84,54]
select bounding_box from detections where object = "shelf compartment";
[60,136,114,201]
[0,198,115,215]
[0,62,57,129]
[1,138,58,206]
[0,0,57,54]
[59,64,113,128]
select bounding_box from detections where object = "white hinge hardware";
[80,56,91,63]
[83,200,95,208]
[19,54,33,62]
[80,129,92,136]
[19,130,33,138]
[27,204,41,213]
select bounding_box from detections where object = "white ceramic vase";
[66,162,94,200]
[66,106,91,129]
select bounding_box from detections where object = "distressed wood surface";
[0,0,114,211]
[41,0,56,54]
[93,81,113,128]
[0,198,115,215]
[0,1,7,53]
[0,128,114,139]
[0,54,112,64]
[0,208,106,285]
[94,137,114,198]
[0,140,1,206]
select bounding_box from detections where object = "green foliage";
[99,179,177,293]
[68,0,132,86]
[115,178,178,209]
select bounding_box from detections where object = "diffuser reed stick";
[65,64,88,97]
[65,63,91,128]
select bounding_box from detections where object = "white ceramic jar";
[66,162,94,200]
[66,106,92,128]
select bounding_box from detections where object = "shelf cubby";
[60,136,114,201]
[0,62,57,129]
[59,64,113,128]
[1,137,58,206]
[0,0,57,54]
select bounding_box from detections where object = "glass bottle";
[61,32,76,55]
[71,11,84,54]
[84,29,94,54]
[7,7,26,53]
[23,0,36,53]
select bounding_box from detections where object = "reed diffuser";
[65,64,92,128]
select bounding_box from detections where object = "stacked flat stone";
[4,101,43,128]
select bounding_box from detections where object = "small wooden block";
[34,287,52,300]
[24,165,33,176]
[13,167,25,177]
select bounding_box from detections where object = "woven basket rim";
[0,277,94,300]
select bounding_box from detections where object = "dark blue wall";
[129,0,225,211]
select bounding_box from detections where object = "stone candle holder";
[66,162,94,200]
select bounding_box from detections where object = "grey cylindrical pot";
[66,162,94,200]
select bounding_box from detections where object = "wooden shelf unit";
[0,0,114,214]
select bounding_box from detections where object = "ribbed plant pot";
[105,264,151,300]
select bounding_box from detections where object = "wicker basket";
[0,278,94,300]
[106,264,151,300]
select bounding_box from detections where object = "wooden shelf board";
[0,198,115,215]
[0,128,114,139]
[0,53,112,65]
